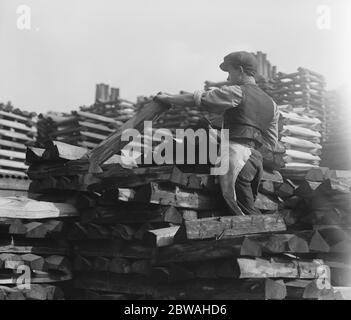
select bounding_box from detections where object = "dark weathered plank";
[73,240,156,259]
[95,165,216,190]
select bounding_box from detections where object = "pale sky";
[0,0,350,112]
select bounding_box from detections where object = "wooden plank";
[78,121,115,134]
[42,141,87,161]
[0,129,32,142]
[133,182,217,210]
[80,204,182,225]
[0,159,28,170]
[333,287,351,300]
[0,149,26,160]
[73,240,156,259]
[0,118,36,134]
[80,100,171,173]
[95,165,216,190]
[0,197,78,219]
[184,214,286,240]
[0,284,64,300]
[0,168,27,178]
[0,190,29,197]
[0,178,30,191]
[78,141,99,149]
[156,230,325,264]
[75,110,120,124]
[238,258,325,279]
[7,219,70,239]
[80,131,107,141]
[73,273,268,299]
[0,110,30,123]
[0,139,27,151]
[0,270,72,284]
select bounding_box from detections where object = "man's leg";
[218,142,252,215]
[235,149,263,215]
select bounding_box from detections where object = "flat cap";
[219,51,258,76]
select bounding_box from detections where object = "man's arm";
[155,86,242,114]
[156,93,196,107]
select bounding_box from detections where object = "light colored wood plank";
[0,129,32,142]
[0,118,36,133]
[185,214,286,240]
[0,159,28,170]
[0,197,78,219]
[0,149,26,160]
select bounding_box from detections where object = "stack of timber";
[321,89,351,170]
[36,110,123,149]
[278,104,322,169]
[26,99,349,299]
[270,68,327,142]
[0,194,78,300]
[0,103,37,176]
[36,84,136,148]
[71,162,348,299]
[275,166,351,299]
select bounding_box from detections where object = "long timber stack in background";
[0,103,37,178]
[36,84,136,149]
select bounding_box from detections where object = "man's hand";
[204,80,216,90]
[154,92,172,105]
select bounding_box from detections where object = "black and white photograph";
[0,0,350,306]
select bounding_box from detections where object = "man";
[155,51,279,215]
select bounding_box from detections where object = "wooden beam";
[73,240,156,259]
[184,214,286,240]
[80,100,171,173]
[0,197,78,219]
[238,257,325,279]
[94,165,216,190]
[133,182,217,210]
[0,159,28,170]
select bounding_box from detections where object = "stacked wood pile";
[36,84,136,148]
[275,166,351,299]
[278,104,322,170]
[24,136,350,299]
[0,103,37,177]
[321,89,351,170]
[36,111,120,149]
[0,187,78,299]
[269,68,327,142]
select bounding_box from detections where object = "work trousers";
[218,141,263,215]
